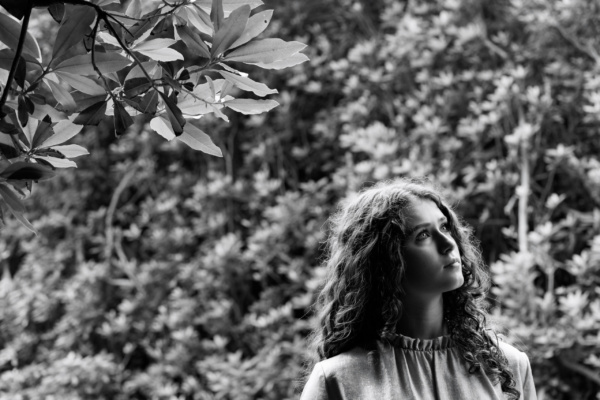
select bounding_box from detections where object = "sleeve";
[300,362,329,400]
[518,351,537,400]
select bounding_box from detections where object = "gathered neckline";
[388,333,455,351]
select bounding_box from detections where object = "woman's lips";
[444,260,461,268]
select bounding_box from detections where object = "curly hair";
[308,178,519,399]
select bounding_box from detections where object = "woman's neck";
[397,294,445,339]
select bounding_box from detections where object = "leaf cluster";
[0,0,308,231]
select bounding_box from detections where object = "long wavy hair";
[308,178,519,399]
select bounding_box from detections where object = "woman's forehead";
[405,198,445,225]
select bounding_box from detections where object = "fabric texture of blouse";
[301,334,537,400]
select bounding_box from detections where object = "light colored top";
[301,334,537,400]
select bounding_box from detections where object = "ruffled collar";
[388,333,455,351]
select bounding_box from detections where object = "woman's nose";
[437,231,455,254]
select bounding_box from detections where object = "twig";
[518,125,529,254]
[104,164,138,261]
[558,356,600,385]
[476,11,508,60]
[106,13,134,40]
[551,23,600,64]
[0,0,33,119]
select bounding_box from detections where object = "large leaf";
[124,78,152,98]
[127,11,162,43]
[34,155,78,169]
[31,103,67,122]
[132,38,183,62]
[223,98,278,114]
[210,0,224,31]
[54,71,106,96]
[218,70,277,97]
[0,113,20,135]
[211,5,250,58]
[181,6,213,35]
[0,182,36,233]
[48,3,65,23]
[0,49,42,74]
[0,12,41,62]
[125,0,143,19]
[150,116,176,141]
[54,52,132,76]
[39,120,84,148]
[30,118,53,149]
[197,0,263,14]
[247,52,309,70]
[135,48,183,62]
[94,0,121,6]
[160,93,186,135]
[17,94,33,127]
[177,122,222,156]
[0,48,14,71]
[18,116,37,148]
[0,161,55,181]
[113,100,133,135]
[177,25,211,59]
[0,183,24,212]
[0,0,29,19]
[0,184,37,235]
[177,80,227,117]
[52,5,96,63]
[125,61,161,81]
[229,10,272,49]
[223,38,306,64]
[137,90,159,114]
[133,38,178,52]
[45,79,77,112]
[73,100,108,125]
[51,144,89,158]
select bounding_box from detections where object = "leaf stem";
[89,18,112,95]
[99,13,161,95]
[180,87,219,107]
[24,65,52,95]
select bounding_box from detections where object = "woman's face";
[401,198,464,298]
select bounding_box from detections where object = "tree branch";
[0,0,33,119]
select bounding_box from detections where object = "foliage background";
[1,0,600,399]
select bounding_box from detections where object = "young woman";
[301,179,537,399]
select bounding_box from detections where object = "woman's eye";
[416,231,429,240]
[441,223,450,232]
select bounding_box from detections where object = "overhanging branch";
[0,0,33,119]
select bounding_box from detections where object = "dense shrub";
[0,0,599,399]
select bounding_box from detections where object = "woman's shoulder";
[302,342,395,400]
[316,341,390,376]
[496,338,538,398]
[497,339,532,376]
[317,340,393,377]
[498,340,527,362]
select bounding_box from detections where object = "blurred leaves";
[0,0,599,399]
